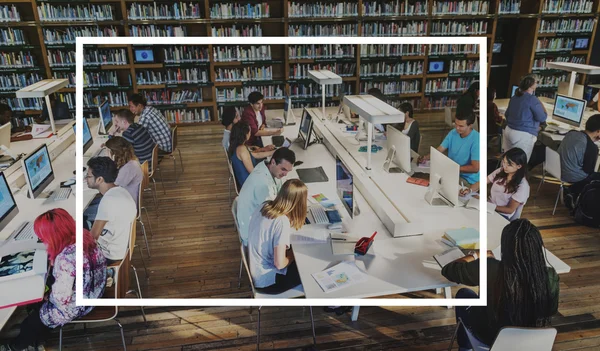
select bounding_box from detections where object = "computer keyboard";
[50,187,71,201]
[14,222,35,241]
[310,206,330,224]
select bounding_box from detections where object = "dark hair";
[0,103,11,115]
[516,74,537,97]
[398,102,413,118]
[228,121,250,157]
[271,147,296,166]
[466,81,479,99]
[115,109,135,124]
[86,156,118,184]
[487,87,496,102]
[221,106,238,127]
[248,91,264,104]
[129,93,147,107]
[367,88,386,101]
[493,147,528,194]
[455,111,476,126]
[495,219,554,328]
[585,114,600,132]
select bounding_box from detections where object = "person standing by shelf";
[456,81,480,124]
[242,91,283,148]
[128,93,172,153]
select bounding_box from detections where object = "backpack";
[572,180,600,228]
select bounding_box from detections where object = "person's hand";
[459,188,471,197]
[274,128,283,135]
[24,125,32,132]
[264,144,276,151]
[487,250,495,259]
[249,146,259,151]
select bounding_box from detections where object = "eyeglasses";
[84,175,94,179]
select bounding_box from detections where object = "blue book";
[444,228,479,247]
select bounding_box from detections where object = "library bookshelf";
[0,0,598,126]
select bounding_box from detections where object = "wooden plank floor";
[1,125,599,350]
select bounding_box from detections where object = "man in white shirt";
[86,156,137,263]
[237,148,295,246]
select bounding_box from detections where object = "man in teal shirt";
[236,148,296,246]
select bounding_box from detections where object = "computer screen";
[134,48,155,63]
[386,125,412,173]
[0,172,18,232]
[74,117,94,154]
[574,38,589,50]
[553,94,586,127]
[98,100,112,133]
[298,108,314,149]
[336,156,354,219]
[23,144,54,198]
[511,85,518,97]
[493,43,502,53]
[428,61,444,73]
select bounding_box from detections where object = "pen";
[331,238,347,241]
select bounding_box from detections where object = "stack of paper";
[442,227,479,250]
[311,261,367,293]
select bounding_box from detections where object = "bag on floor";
[573,180,600,228]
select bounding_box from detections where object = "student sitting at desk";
[503,74,547,161]
[105,136,143,208]
[397,102,420,153]
[242,91,283,147]
[0,103,33,142]
[229,122,276,187]
[86,157,137,264]
[37,94,72,123]
[1,209,106,351]
[442,219,559,349]
[456,81,480,122]
[420,112,480,186]
[112,109,156,167]
[248,179,307,294]
[221,106,241,150]
[128,93,172,153]
[557,114,600,199]
[237,147,296,246]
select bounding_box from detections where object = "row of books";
[84,92,128,109]
[0,28,26,46]
[290,83,352,98]
[288,24,358,36]
[37,4,114,22]
[210,3,269,19]
[142,89,203,105]
[542,0,594,13]
[128,2,202,20]
[84,48,128,66]
[43,27,119,45]
[215,66,273,82]
[431,1,489,15]
[0,5,19,22]
[289,44,355,59]
[425,78,476,93]
[130,25,187,37]
[218,106,241,121]
[5,97,44,111]
[52,72,76,88]
[360,44,426,57]
[536,38,576,52]
[163,108,212,124]
[83,71,129,88]
[360,81,421,94]
[539,18,595,33]
[430,21,488,35]
[0,73,43,91]
[10,116,36,128]
[429,44,479,55]
[288,3,358,17]
[47,50,75,67]
[216,86,284,102]
[532,56,586,70]
[290,63,356,78]
[164,46,210,64]
[213,45,272,62]
[538,74,570,88]
[0,51,35,68]
[498,0,521,14]
[425,97,458,110]
[386,98,422,109]
[448,60,480,74]
[56,92,74,109]
[362,21,427,36]
[136,69,209,85]
[362,1,428,16]
[359,61,424,76]
[292,101,338,109]
[211,24,262,37]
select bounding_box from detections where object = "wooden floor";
[1,125,599,350]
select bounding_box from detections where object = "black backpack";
[572,180,600,228]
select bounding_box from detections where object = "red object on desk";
[406,177,429,187]
[354,231,377,256]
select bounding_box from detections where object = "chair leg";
[257,306,262,351]
[178,149,183,173]
[137,244,149,280]
[553,186,562,215]
[115,319,127,351]
[138,219,151,258]
[238,257,243,289]
[129,265,148,325]
[536,174,545,197]
[447,322,460,351]
[142,206,154,238]
[309,306,316,346]
[172,156,178,183]
[249,306,253,315]
[228,175,232,207]
[151,179,160,214]
[158,167,166,194]
[59,326,63,351]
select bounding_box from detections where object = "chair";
[225,147,240,206]
[142,156,159,215]
[137,163,153,258]
[447,317,489,351]
[231,197,244,289]
[149,144,166,195]
[535,147,571,215]
[441,107,453,143]
[167,126,184,183]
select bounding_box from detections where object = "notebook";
[465,198,497,213]
[297,167,329,183]
[442,228,479,250]
[433,247,466,269]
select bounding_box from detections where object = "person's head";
[367,88,385,100]
[128,94,147,115]
[86,156,118,191]
[33,209,98,263]
[248,91,264,112]
[494,147,528,194]
[516,74,538,96]
[454,112,475,136]
[268,148,295,179]
[487,87,496,102]
[495,219,553,327]
[260,179,308,230]
[466,81,480,99]
[584,114,600,142]
[398,102,414,120]
[221,106,240,129]
[105,136,137,168]
[0,103,12,125]
[228,121,251,157]
[114,109,135,130]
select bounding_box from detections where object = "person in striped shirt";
[112,109,156,167]
[128,94,172,153]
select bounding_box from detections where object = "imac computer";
[97,100,112,135]
[553,94,586,128]
[424,146,460,207]
[283,95,296,125]
[73,117,94,154]
[336,155,354,218]
[384,125,413,174]
[0,172,18,232]
[21,144,55,199]
[298,108,315,149]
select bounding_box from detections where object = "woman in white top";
[247,179,307,294]
[105,136,143,208]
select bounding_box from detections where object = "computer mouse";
[63,178,76,186]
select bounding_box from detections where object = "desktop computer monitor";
[0,122,11,149]
[511,85,518,97]
[553,94,586,128]
[493,43,502,53]
[574,38,589,50]
[283,95,296,125]
[133,47,155,63]
[428,147,460,207]
[73,117,94,154]
[428,61,444,73]
[336,155,354,218]
[97,100,112,135]
[21,144,54,199]
[298,108,314,150]
[0,172,18,232]
[385,125,412,174]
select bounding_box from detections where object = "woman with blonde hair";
[105,136,143,207]
[247,179,307,294]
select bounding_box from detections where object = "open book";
[0,249,47,308]
[465,198,497,214]
[433,247,465,269]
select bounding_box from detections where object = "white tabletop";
[308,70,342,85]
[15,79,69,99]
[545,62,600,75]
[343,95,405,125]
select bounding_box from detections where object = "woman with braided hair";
[441,219,559,350]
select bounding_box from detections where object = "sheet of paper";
[291,231,328,244]
[311,261,368,293]
[433,246,466,268]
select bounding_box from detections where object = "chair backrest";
[240,244,258,298]
[227,154,240,194]
[171,126,178,151]
[445,107,453,127]
[140,159,149,190]
[458,317,491,351]
[149,144,159,177]
[128,221,136,261]
[490,327,557,351]
[544,147,562,181]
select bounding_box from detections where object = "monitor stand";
[26,187,53,200]
[284,108,296,126]
[424,174,455,208]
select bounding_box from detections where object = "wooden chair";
[231,197,244,288]
[142,158,159,215]
[167,126,184,183]
[535,147,571,215]
[225,147,240,207]
[149,144,165,195]
[137,161,153,257]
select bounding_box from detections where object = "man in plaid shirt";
[129,94,172,153]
